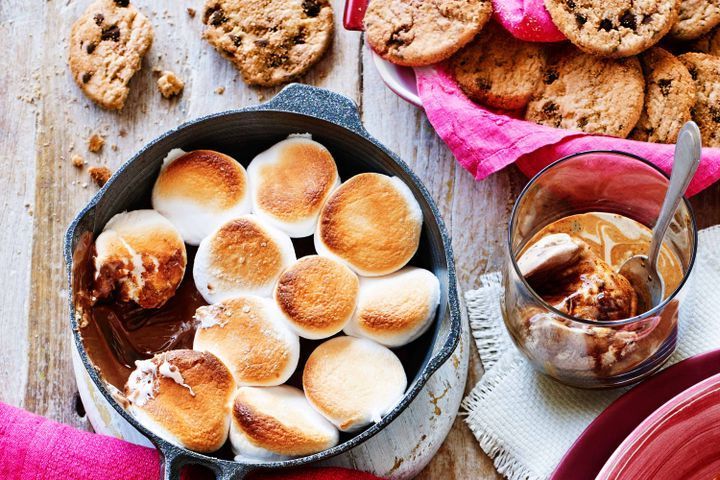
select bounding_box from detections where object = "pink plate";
[598,371,720,479]
[551,348,720,480]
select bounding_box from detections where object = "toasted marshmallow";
[125,349,235,453]
[274,255,359,339]
[193,296,300,386]
[93,209,187,308]
[303,336,407,431]
[229,385,339,461]
[315,173,423,277]
[151,149,251,245]
[247,135,340,238]
[344,267,440,347]
[193,215,296,303]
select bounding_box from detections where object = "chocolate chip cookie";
[364,0,493,67]
[670,0,720,40]
[679,53,720,147]
[544,0,680,57]
[630,48,696,143]
[525,48,645,137]
[691,26,720,55]
[202,0,333,87]
[69,0,154,110]
[450,22,547,110]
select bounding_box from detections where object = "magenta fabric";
[416,65,720,197]
[491,0,566,42]
[0,402,382,480]
[0,402,159,480]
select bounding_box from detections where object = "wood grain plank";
[0,0,43,410]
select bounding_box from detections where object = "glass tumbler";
[503,151,697,388]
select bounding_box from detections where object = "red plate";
[598,371,720,479]
[551,348,720,480]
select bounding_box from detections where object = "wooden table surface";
[2,1,720,478]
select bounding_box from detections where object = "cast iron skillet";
[64,84,460,479]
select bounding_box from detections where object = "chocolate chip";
[208,8,227,26]
[229,34,242,46]
[575,14,587,26]
[292,29,306,45]
[566,0,576,8]
[688,67,698,80]
[658,78,672,96]
[577,116,588,128]
[544,70,559,84]
[267,53,288,68]
[101,25,120,41]
[642,14,653,24]
[711,106,720,123]
[255,38,269,47]
[113,0,129,6]
[86,42,96,54]
[203,5,216,23]
[203,5,224,25]
[388,26,410,46]
[93,13,104,25]
[82,72,92,83]
[620,11,637,30]
[542,101,559,115]
[302,0,321,17]
[599,19,613,31]
[475,78,491,91]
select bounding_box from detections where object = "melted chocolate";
[74,236,206,389]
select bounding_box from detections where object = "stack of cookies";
[364,0,720,147]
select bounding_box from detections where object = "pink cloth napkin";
[492,0,566,42]
[416,65,720,196]
[0,402,383,480]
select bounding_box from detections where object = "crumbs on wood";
[88,166,112,187]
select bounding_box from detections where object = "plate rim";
[597,370,720,479]
[550,348,720,480]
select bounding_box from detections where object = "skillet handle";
[216,462,255,480]
[343,0,368,30]
[256,84,367,138]
[158,444,255,480]
[159,447,184,480]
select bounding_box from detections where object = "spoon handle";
[648,122,702,266]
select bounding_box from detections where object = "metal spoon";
[618,121,702,312]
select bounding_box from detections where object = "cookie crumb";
[88,133,105,153]
[88,166,112,187]
[157,71,185,98]
[111,144,118,151]
[187,7,196,18]
[214,86,225,95]
[71,154,85,168]
[119,128,127,137]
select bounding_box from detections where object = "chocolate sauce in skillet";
[74,233,206,389]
